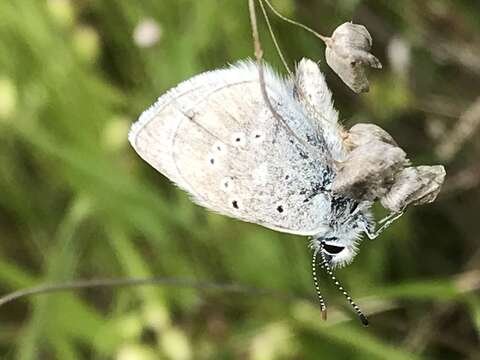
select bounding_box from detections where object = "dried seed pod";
[381,166,446,213]
[344,123,397,151]
[332,140,408,201]
[325,22,382,93]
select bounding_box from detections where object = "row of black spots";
[224,131,266,149]
[208,141,226,167]
[229,198,285,214]
[209,130,267,168]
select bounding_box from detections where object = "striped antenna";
[311,250,328,320]
[319,243,369,326]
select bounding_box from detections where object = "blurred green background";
[1,0,479,359]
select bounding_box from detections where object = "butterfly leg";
[362,211,404,240]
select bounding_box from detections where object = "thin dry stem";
[262,0,330,43]
[248,0,315,153]
[257,0,291,75]
[2,269,478,331]
[436,96,480,161]
[441,163,480,195]
[0,277,297,308]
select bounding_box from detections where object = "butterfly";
[129,58,393,325]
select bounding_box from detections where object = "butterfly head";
[310,236,360,269]
[310,212,369,268]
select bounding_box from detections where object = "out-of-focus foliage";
[0,0,479,359]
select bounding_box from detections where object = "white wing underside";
[129,60,343,235]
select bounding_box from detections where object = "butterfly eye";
[323,243,345,255]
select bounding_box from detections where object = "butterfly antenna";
[312,250,328,320]
[319,245,369,326]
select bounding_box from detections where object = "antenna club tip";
[360,314,369,327]
[321,309,328,321]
